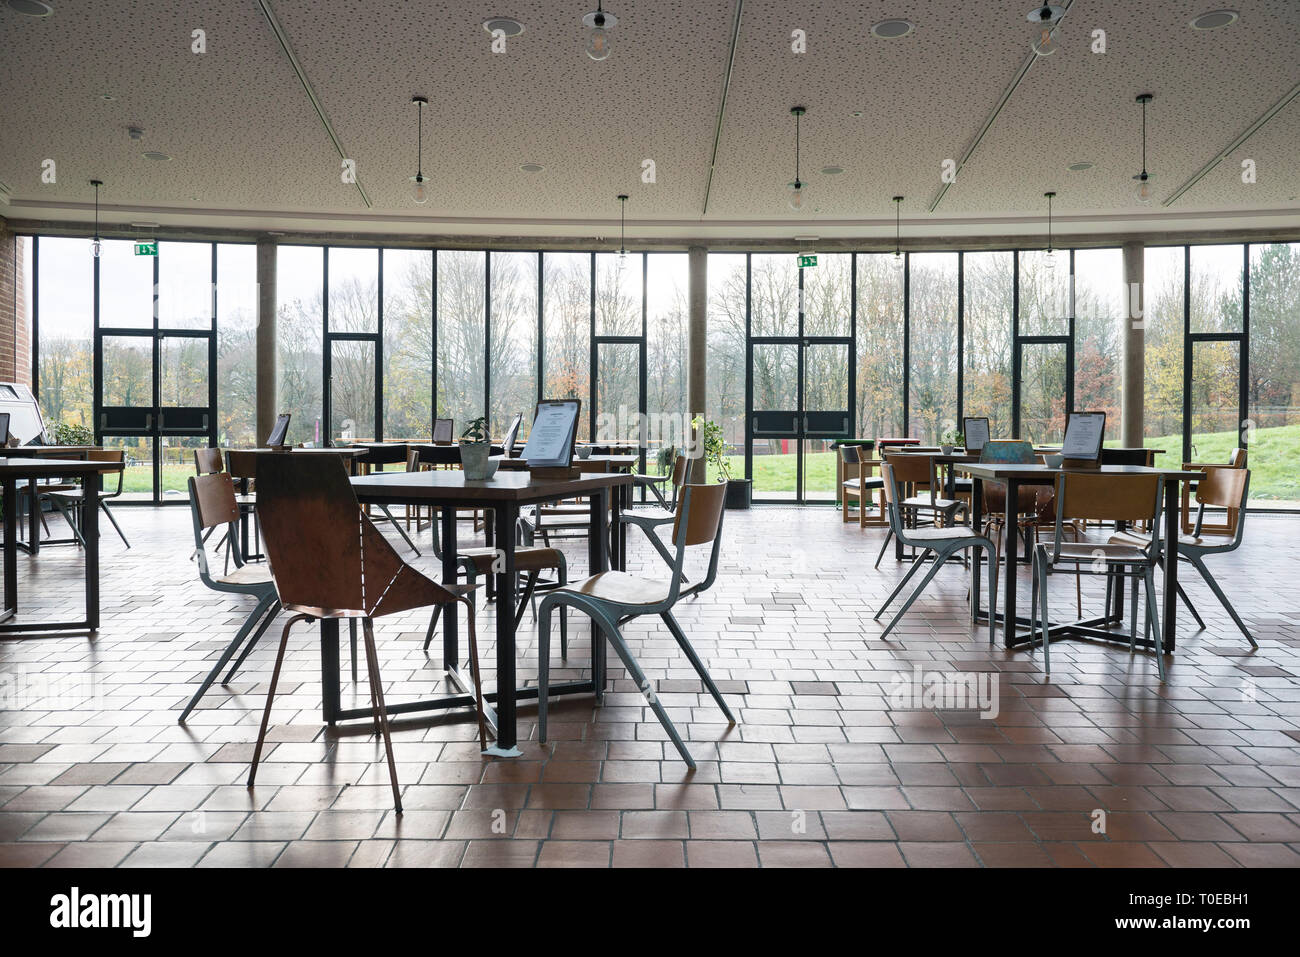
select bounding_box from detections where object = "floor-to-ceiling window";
[381,248,433,440]
[216,244,257,447]
[706,253,746,482]
[436,250,486,435]
[963,251,1013,439]
[1247,243,1300,507]
[646,253,689,462]
[855,253,905,442]
[1073,248,1125,441]
[1143,247,1185,469]
[908,252,959,445]
[489,251,539,441]
[325,247,379,443]
[276,246,324,446]
[34,237,94,434]
[542,252,590,441]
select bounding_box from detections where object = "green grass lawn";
[708,422,1300,504]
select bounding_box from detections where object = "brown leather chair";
[246,453,489,813]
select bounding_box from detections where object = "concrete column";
[255,238,277,444]
[1121,240,1144,448]
[687,245,708,483]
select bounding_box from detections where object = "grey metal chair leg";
[599,614,695,769]
[662,610,735,723]
[557,555,568,660]
[1189,556,1256,648]
[1129,565,1139,644]
[874,529,893,569]
[99,500,130,548]
[879,552,949,641]
[378,504,419,556]
[1037,556,1051,675]
[874,550,931,623]
[223,600,282,683]
[360,619,403,813]
[178,594,277,723]
[52,498,86,547]
[1142,567,1167,681]
[985,544,999,646]
[248,613,310,788]
[538,601,553,742]
[1175,581,1205,630]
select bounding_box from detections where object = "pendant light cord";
[794,111,801,185]
[1141,97,1148,175]
[416,101,423,178]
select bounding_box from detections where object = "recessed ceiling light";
[850,110,863,117]
[1190,9,1239,30]
[1067,161,1094,171]
[794,235,819,242]
[519,163,544,173]
[142,151,171,161]
[98,93,116,101]
[871,19,914,39]
[6,0,54,17]
[483,17,524,37]
[821,166,844,175]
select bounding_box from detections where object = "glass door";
[1013,338,1073,445]
[592,338,644,451]
[95,241,217,502]
[1185,335,1245,463]
[748,336,851,502]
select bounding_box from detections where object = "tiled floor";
[1,503,1299,868]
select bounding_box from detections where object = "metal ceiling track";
[928,0,1076,214]
[701,0,745,216]
[256,0,372,208]
[1163,79,1300,208]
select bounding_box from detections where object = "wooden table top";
[0,445,99,457]
[0,457,123,476]
[957,462,1202,481]
[245,446,365,456]
[351,468,630,504]
[497,454,637,470]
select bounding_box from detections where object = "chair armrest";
[632,473,669,486]
[618,511,674,531]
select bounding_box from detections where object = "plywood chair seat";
[1045,541,1151,563]
[458,545,563,574]
[213,564,275,588]
[557,570,674,606]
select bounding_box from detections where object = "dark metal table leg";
[441,507,458,670]
[970,476,983,620]
[2,477,16,620]
[1162,480,1179,654]
[27,477,40,555]
[492,503,519,754]
[82,477,100,630]
[1003,478,1019,647]
[589,488,609,700]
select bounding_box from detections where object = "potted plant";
[939,427,964,456]
[692,416,750,509]
[51,421,94,446]
[655,444,677,474]
[459,416,494,480]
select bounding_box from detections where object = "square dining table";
[956,462,1203,654]
[349,468,631,754]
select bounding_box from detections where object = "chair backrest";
[1050,470,1162,560]
[406,448,421,472]
[432,418,454,444]
[501,413,522,457]
[254,452,455,617]
[880,461,939,546]
[667,482,729,599]
[962,417,991,452]
[883,451,931,486]
[187,473,243,582]
[195,447,223,475]
[1193,466,1250,543]
[839,444,861,466]
[85,448,125,494]
[1227,447,1247,468]
[225,449,258,482]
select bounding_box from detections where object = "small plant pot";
[460,442,493,480]
[724,478,752,510]
[941,445,955,456]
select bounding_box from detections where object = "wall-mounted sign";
[134,241,157,256]
[797,254,817,268]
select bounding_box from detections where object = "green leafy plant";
[691,416,731,481]
[655,444,677,473]
[460,416,488,445]
[940,428,964,447]
[52,421,94,446]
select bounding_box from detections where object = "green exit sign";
[134,241,157,256]
[797,254,817,268]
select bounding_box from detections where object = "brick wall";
[0,215,32,386]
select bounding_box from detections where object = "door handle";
[157,412,165,431]
[145,413,153,431]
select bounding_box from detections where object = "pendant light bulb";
[584,3,617,61]
[891,196,904,269]
[1133,93,1155,207]
[90,179,103,258]
[787,107,807,211]
[410,96,429,205]
[1029,5,1060,57]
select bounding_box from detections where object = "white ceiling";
[1,0,1298,242]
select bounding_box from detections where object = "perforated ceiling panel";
[0,0,1296,240]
